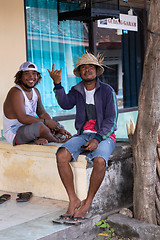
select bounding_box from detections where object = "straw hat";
[73,52,104,77]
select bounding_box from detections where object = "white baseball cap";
[19,62,38,72]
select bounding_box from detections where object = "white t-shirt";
[83,87,97,133]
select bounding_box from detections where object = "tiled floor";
[0,190,71,240]
[0,191,102,240]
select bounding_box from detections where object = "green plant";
[95,219,126,239]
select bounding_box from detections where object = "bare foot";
[63,198,81,219]
[34,138,48,145]
[74,199,91,219]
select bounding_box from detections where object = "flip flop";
[52,215,73,224]
[16,192,32,202]
[70,216,89,225]
[0,194,11,204]
[73,217,89,222]
[61,216,89,225]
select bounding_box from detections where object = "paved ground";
[0,190,70,240]
[0,190,101,240]
[1,190,159,240]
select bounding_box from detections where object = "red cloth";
[83,119,97,132]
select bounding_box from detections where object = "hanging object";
[57,0,120,22]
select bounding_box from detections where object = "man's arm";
[11,88,42,125]
[48,63,76,110]
[35,88,52,120]
[96,89,118,140]
[9,88,59,131]
[35,88,72,137]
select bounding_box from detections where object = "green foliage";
[95,219,127,239]
[95,220,117,238]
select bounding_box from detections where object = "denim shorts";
[57,132,115,166]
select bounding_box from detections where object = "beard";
[21,81,36,89]
[82,77,97,83]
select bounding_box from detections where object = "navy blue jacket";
[54,79,118,142]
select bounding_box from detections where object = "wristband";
[44,119,47,126]
[94,134,103,143]
[53,82,63,90]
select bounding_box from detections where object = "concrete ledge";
[0,141,87,201]
[0,140,133,211]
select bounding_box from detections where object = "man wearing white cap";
[48,52,118,222]
[3,62,71,146]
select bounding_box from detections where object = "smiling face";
[20,67,38,90]
[79,64,97,82]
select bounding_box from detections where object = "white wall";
[0,0,26,128]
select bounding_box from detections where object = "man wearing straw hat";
[48,52,118,223]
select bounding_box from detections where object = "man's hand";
[47,63,62,84]
[59,128,72,139]
[85,139,99,151]
[44,119,58,130]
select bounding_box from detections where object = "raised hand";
[48,63,62,84]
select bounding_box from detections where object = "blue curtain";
[25,0,85,116]
[122,10,143,108]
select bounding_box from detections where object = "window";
[25,1,143,117]
[25,0,85,117]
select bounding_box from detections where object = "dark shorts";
[13,122,42,146]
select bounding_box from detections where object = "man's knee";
[40,123,50,135]
[94,157,106,170]
[57,147,72,164]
